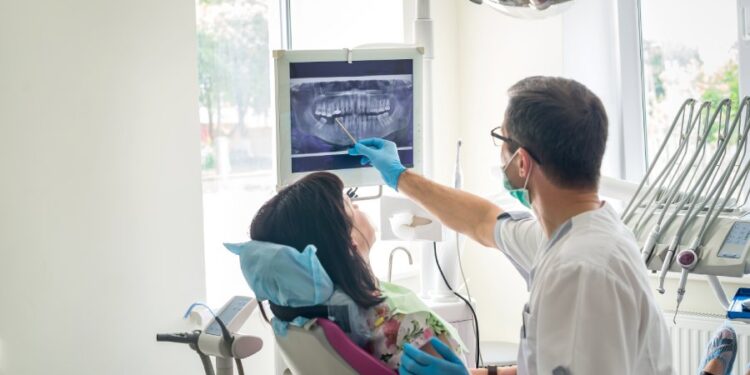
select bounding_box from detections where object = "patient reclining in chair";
[230,172,465,371]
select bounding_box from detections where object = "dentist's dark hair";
[250,172,383,308]
[505,76,608,189]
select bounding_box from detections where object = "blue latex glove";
[399,337,469,375]
[347,137,406,190]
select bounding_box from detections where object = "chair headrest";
[224,240,334,307]
[225,240,372,346]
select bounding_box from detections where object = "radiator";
[668,312,750,374]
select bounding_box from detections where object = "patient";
[249,171,466,371]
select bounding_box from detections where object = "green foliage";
[202,149,216,170]
[701,60,739,144]
[197,30,223,127]
[644,40,739,146]
[645,42,665,100]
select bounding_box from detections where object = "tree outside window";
[196,0,272,177]
[640,0,739,167]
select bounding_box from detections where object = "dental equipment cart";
[622,97,750,322]
[156,296,263,375]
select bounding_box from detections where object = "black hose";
[156,333,191,344]
[156,331,214,374]
[433,242,481,368]
[235,358,245,375]
[198,352,215,375]
[155,331,200,345]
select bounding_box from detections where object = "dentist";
[348,76,674,375]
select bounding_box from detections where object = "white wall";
[427,0,462,188]
[0,1,206,374]
[455,2,563,344]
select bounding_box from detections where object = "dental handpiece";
[641,229,660,264]
[676,254,694,306]
[674,257,694,323]
[656,238,680,294]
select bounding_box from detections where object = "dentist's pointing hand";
[348,138,406,190]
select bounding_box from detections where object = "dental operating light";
[469,0,575,19]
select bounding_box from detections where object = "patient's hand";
[418,334,453,358]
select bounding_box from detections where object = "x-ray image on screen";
[289,59,414,173]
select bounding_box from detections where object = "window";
[197,0,408,305]
[564,1,745,181]
[288,0,405,50]
[640,0,739,163]
[198,0,276,177]
[197,0,279,306]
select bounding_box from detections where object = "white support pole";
[413,0,458,302]
[415,0,450,300]
[415,0,434,177]
[216,357,233,375]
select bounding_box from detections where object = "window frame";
[739,0,750,100]
[617,0,648,182]
[561,0,647,182]
[592,0,750,182]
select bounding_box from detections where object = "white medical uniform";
[494,202,674,375]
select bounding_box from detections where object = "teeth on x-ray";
[314,95,394,131]
[291,78,413,147]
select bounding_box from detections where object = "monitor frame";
[273,47,424,190]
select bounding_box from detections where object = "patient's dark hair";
[250,172,383,308]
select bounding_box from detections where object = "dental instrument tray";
[727,288,750,322]
[638,212,750,278]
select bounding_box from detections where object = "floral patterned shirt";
[364,300,464,370]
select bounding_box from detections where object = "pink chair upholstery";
[276,317,396,374]
[316,319,396,375]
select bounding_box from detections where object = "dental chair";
[276,318,395,375]
[225,241,395,374]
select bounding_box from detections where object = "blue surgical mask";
[502,150,533,208]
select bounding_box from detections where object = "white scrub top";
[494,203,674,375]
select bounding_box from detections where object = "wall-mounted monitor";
[273,47,423,189]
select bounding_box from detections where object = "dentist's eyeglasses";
[490,126,517,147]
[490,126,542,164]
